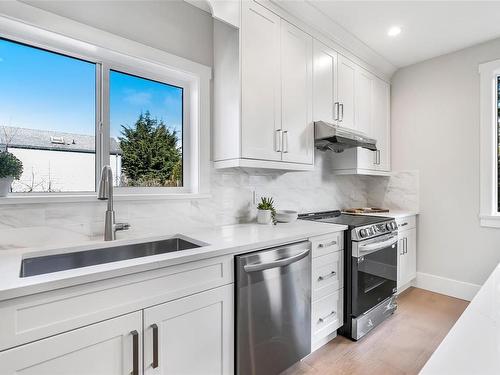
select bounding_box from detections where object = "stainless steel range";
[299,210,398,340]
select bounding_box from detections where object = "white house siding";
[9,147,121,192]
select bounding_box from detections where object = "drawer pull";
[318,271,336,281]
[151,323,159,369]
[131,330,139,375]
[318,240,337,248]
[318,311,336,324]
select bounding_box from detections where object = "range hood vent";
[314,121,377,153]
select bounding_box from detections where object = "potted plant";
[0,151,23,197]
[257,197,277,225]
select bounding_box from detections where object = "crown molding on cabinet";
[264,0,397,81]
[186,0,397,81]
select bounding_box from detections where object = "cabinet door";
[355,67,377,170]
[372,77,391,171]
[143,285,234,375]
[281,20,314,164]
[313,40,338,124]
[241,1,282,161]
[398,228,417,289]
[337,55,356,130]
[0,311,142,375]
[397,236,405,288]
[405,228,417,283]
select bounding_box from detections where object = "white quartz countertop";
[0,220,346,301]
[420,263,500,374]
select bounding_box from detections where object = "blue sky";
[0,38,183,141]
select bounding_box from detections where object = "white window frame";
[479,59,500,227]
[0,11,211,204]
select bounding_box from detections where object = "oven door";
[351,232,398,317]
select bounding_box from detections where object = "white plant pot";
[0,176,14,197]
[257,209,273,225]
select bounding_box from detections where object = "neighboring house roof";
[1,126,122,155]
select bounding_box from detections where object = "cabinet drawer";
[310,232,343,258]
[311,288,343,343]
[396,215,416,230]
[0,255,233,351]
[312,251,343,300]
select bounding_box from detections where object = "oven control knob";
[360,229,368,238]
[386,223,392,230]
[391,222,397,230]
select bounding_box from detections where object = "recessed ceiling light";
[387,26,401,37]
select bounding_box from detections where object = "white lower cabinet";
[309,232,344,351]
[0,285,234,375]
[0,311,143,375]
[143,284,234,375]
[397,216,417,291]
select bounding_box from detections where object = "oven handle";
[357,235,398,256]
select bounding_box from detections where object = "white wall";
[20,0,213,67]
[391,37,500,287]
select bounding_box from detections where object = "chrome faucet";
[98,165,130,241]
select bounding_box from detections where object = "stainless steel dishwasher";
[235,241,311,375]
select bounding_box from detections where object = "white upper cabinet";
[354,68,374,135]
[337,55,356,130]
[313,40,338,124]
[314,55,391,176]
[372,78,391,171]
[281,20,314,164]
[213,1,314,171]
[241,1,282,162]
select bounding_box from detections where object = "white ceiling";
[306,1,500,67]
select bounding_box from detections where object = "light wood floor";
[284,287,469,375]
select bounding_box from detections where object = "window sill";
[479,214,500,228]
[0,193,212,205]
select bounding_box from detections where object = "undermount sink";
[20,237,204,278]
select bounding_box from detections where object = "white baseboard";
[415,272,481,301]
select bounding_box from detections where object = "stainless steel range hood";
[314,121,377,153]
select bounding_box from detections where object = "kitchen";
[0,1,498,374]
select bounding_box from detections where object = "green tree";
[119,111,181,186]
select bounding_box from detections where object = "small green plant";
[0,151,23,179]
[257,196,277,225]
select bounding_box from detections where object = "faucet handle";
[115,222,131,231]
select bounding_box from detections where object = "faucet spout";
[98,165,129,241]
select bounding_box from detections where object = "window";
[0,38,96,192]
[0,35,192,196]
[479,59,500,226]
[110,70,183,188]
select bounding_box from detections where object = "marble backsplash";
[0,151,418,250]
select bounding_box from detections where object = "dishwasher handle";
[243,248,310,273]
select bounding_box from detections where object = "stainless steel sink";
[20,237,204,277]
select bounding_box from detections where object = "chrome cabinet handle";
[318,240,337,248]
[151,324,159,369]
[318,310,336,324]
[318,270,336,281]
[404,237,408,254]
[244,248,310,272]
[334,102,339,121]
[131,330,139,375]
[282,130,289,153]
[339,103,344,122]
[275,129,282,152]
[399,239,405,255]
